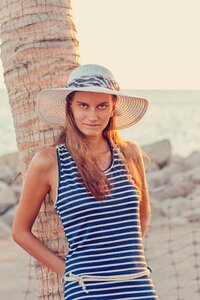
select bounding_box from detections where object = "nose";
[87,109,98,122]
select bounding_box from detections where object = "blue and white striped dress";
[53,141,159,299]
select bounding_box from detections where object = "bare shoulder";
[125,141,142,157]
[29,146,57,174]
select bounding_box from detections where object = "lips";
[84,124,100,127]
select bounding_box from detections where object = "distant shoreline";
[1,90,200,157]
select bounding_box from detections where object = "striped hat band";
[67,75,120,92]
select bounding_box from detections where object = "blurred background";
[0,1,200,299]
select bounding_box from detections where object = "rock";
[184,208,200,222]
[168,154,185,164]
[162,161,189,182]
[146,161,185,188]
[150,178,196,200]
[184,150,200,169]
[188,186,200,208]
[0,151,22,185]
[0,151,19,172]
[185,165,200,184]
[146,161,159,172]
[0,219,11,238]
[0,182,17,214]
[0,164,13,184]
[157,197,191,218]
[147,169,167,189]
[11,183,22,201]
[170,216,187,226]
[142,139,172,168]
[0,180,8,190]
[153,216,188,227]
[2,205,17,227]
[169,164,200,184]
[150,201,163,218]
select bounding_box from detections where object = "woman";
[12,64,159,299]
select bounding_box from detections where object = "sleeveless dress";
[53,141,159,300]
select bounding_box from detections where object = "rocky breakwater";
[143,139,200,228]
[0,139,200,239]
[0,151,22,238]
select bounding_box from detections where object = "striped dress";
[53,141,159,300]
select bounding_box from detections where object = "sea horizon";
[0,88,199,157]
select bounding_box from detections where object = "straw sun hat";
[35,64,148,130]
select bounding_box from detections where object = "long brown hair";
[54,92,151,202]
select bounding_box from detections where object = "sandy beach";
[0,237,37,300]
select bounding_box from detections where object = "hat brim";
[35,86,148,130]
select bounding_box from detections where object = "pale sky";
[0,0,200,89]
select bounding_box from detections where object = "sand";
[0,237,37,300]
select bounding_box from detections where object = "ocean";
[0,88,199,157]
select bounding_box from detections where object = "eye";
[98,104,108,110]
[79,103,88,109]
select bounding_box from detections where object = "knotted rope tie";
[61,269,151,294]
[61,271,89,293]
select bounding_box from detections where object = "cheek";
[72,110,81,120]
[70,107,84,122]
[100,107,111,118]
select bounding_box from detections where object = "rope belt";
[61,269,151,294]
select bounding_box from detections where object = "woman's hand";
[58,261,66,277]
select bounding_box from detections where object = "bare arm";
[12,149,65,277]
[128,142,151,238]
[137,146,151,238]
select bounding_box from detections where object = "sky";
[0,0,200,89]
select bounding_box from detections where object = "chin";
[80,127,100,134]
[83,130,102,137]
[85,132,100,137]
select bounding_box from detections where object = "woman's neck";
[86,135,109,154]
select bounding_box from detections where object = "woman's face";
[70,91,115,138]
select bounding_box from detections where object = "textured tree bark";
[0,0,80,298]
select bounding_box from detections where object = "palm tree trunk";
[0,0,80,298]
